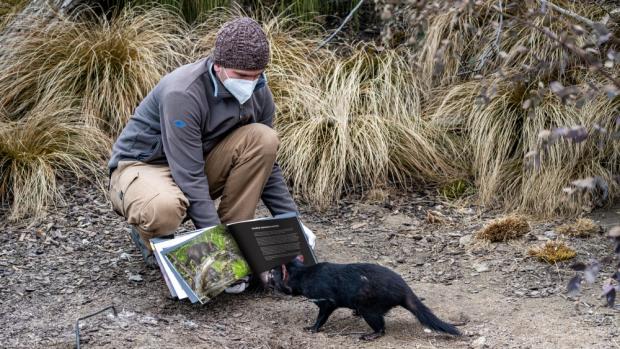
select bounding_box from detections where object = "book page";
[161,225,251,304]
[227,216,317,273]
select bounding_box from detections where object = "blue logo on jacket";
[174,120,187,128]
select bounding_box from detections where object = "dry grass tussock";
[194,9,464,208]
[415,0,612,89]
[418,0,620,217]
[0,0,27,31]
[271,48,463,208]
[0,3,618,218]
[0,5,464,216]
[0,6,190,136]
[556,218,601,237]
[429,71,620,216]
[0,97,110,221]
[476,215,530,242]
[528,240,576,263]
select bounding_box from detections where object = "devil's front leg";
[304,300,337,333]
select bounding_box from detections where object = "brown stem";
[537,0,595,27]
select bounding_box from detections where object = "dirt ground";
[1,181,619,349]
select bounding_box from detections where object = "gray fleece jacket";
[108,57,298,228]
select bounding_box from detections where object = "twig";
[494,0,504,50]
[537,0,595,27]
[537,26,620,88]
[310,0,365,55]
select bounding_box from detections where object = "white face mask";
[222,69,259,104]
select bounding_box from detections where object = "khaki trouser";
[108,123,280,246]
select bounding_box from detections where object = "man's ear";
[213,63,221,73]
[295,255,304,263]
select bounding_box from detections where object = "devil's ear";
[281,264,288,282]
[295,255,304,263]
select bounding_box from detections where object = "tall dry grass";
[416,0,612,89]
[518,93,620,215]
[1,2,617,219]
[271,47,463,207]
[429,72,620,216]
[0,0,26,30]
[418,0,620,216]
[0,6,190,219]
[0,6,190,136]
[193,9,463,207]
[0,97,110,221]
[123,0,359,24]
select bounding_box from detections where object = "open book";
[150,213,317,304]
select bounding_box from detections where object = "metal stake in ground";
[75,305,117,349]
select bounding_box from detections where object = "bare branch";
[492,6,620,90]
[475,0,504,72]
[311,0,366,55]
[537,0,595,27]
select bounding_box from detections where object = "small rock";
[384,213,414,228]
[183,320,198,329]
[471,336,487,349]
[413,253,430,266]
[423,328,432,333]
[459,234,472,247]
[351,222,367,230]
[544,230,557,239]
[128,274,143,282]
[473,263,490,273]
[139,316,158,325]
[232,312,243,318]
[459,208,475,215]
[448,312,470,326]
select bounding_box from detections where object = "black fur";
[270,258,461,340]
[186,242,214,268]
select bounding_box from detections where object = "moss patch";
[528,241,576,263]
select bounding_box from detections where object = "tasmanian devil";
[186,242,215,268]
[269,256,461,340]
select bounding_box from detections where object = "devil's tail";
[403,289,461,336]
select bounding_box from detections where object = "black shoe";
[129,226,173,269]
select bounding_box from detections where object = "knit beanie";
[213,17,270,70]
